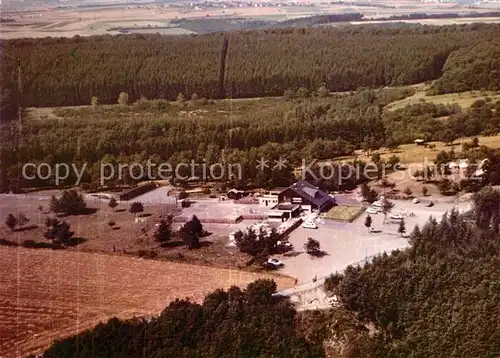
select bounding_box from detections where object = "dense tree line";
[431,38,500,94]
[41,279,325,357]
[376,11,500,21]
[273,13,363,28]
[326,187,500,357]
[1,86,499,192]
[1,24,500,117]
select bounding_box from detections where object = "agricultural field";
[1,0,499,39]
[0,246,294,357]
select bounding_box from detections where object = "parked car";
[425,201,434,207]
[267,258,284,267]
[366,207,378,214]
[302,221,318,229]
[326,295,339,304]
[390,214,403,220]
[412,198,420,204]
[372,201,383,207]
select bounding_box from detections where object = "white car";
[302,221,318,229]
[412,198,420,204]
[326,295,339,304]
[390,214,403,220]
[366,207,378,214]
[267,258,284,267]
[372,201,383,207]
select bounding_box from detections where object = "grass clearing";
[351,135,500,164]
[324,205,364,222]
[385,87,500,111]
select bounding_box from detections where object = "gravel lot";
[277,198,472,283]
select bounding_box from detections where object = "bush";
[108,220,115,226]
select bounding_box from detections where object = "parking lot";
[278,198,472,283]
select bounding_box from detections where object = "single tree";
[191,93,199,102]
[179,226,199,249]
[234,228,260,256]
[422,186,428,196]
[304,237,321,256]
[49,195,61,216]
[43,219,74,245]
[177,93,185,103]
[283,89,295,100]
[17,213,29,227]
[178,191,188,200]
[382,198,394,225]
[184,215,203,237]
[364,215,372,232]
[5,213,17,231]
[404,187,413,197]
[361,183,378,203]
[129,202,144,216]
[38,205,44,213]
[108,197,118,211]
[58,190,86,215]
[387,155,400,169]
[44,217,59,228]
[91,96,99,108]
[317,84,329,97]
[118,92,129,106]
[154,217,173,245]
[296,87,309,98]
[398,219,406,237]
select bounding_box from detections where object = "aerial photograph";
[0,0,499,356]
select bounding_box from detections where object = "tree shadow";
[64,237,87,247]
[309,250,329,258]
[15,225,38,232]
[138,213,152,218]
[199,241,212,248]
[371,229,383,234]
[113,226,121,230]
[59,208,99,217]
[160,240,186,248]
[116,209,126,213]
[22,240,64,250]
[283,251,302,258]
[0,238,17,247]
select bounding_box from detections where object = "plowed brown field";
[0,246,293,358]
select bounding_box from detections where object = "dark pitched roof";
[284,180,332,208]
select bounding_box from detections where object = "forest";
[39,187,500,357]
[326,187,500,357]
[1,86,500,192]
[1,23,500,116]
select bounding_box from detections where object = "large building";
[278,180,335,212]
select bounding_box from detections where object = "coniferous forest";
[1,23,500,115]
